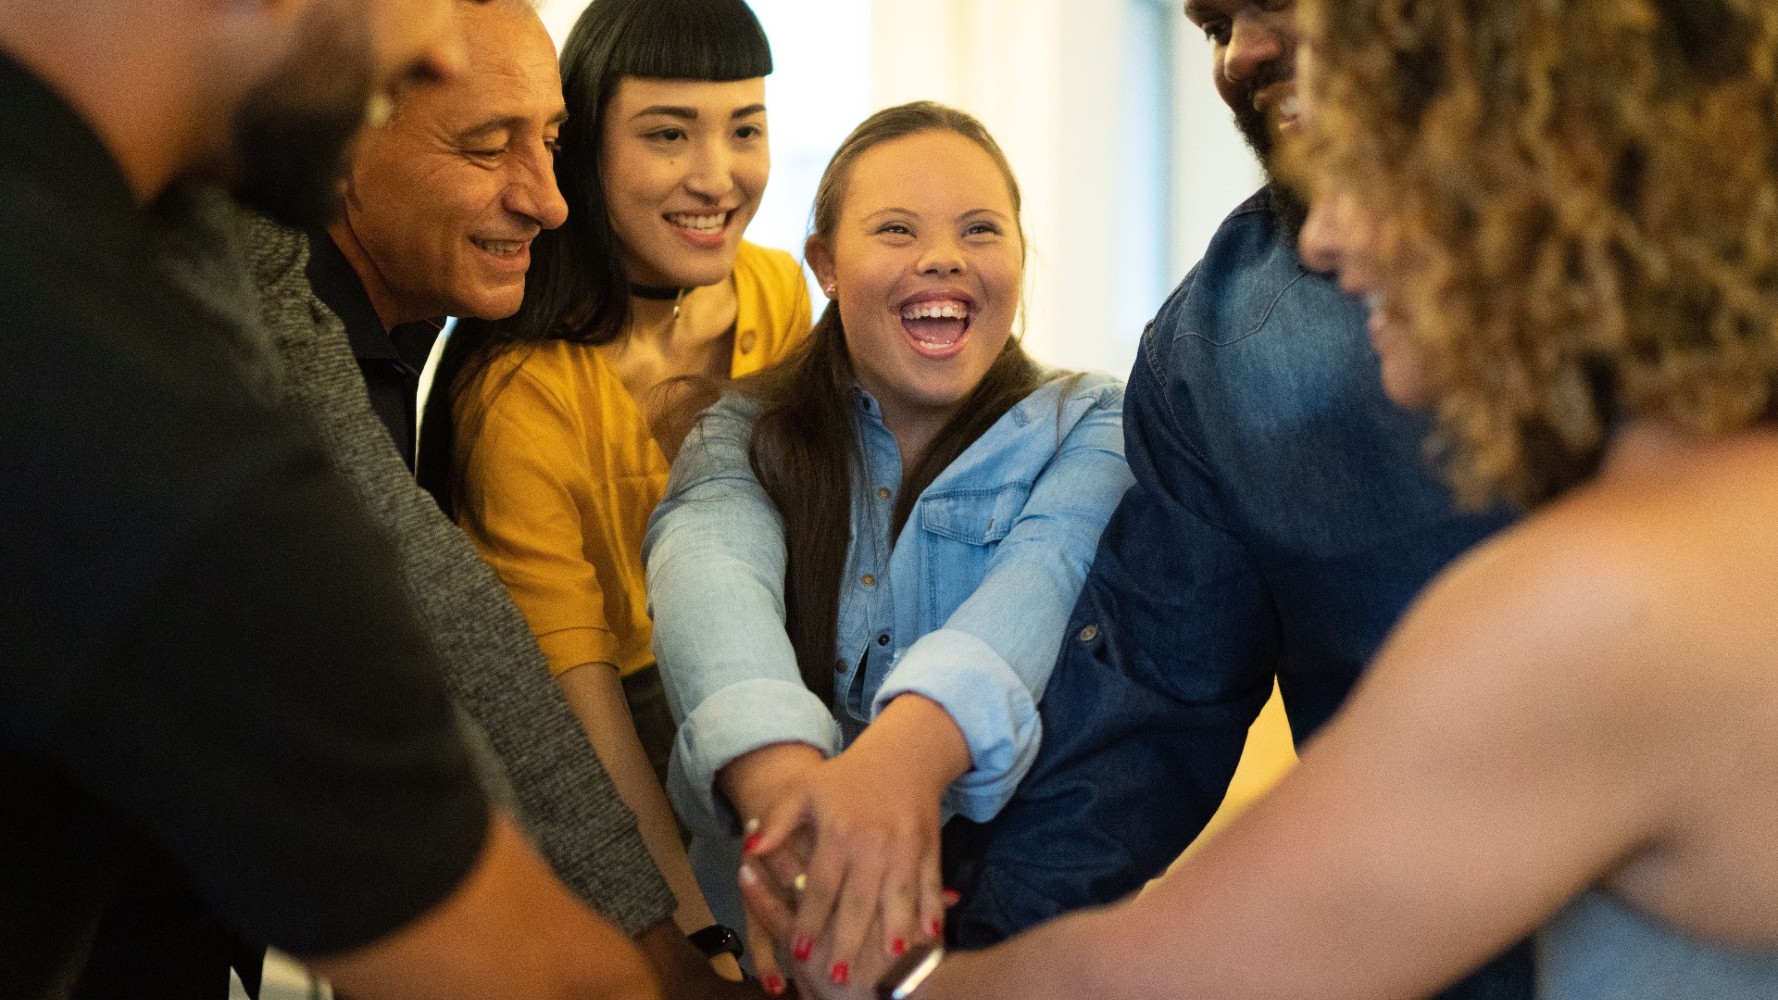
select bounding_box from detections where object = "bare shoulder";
[1369,424,1778,751]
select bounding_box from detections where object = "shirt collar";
[851,384,883,418]
[305,227,401,362]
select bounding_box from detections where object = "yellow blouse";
[455,242,811,678]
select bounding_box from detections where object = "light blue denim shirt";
[645,372,1132,838]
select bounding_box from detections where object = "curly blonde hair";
[1297,0,1778,508]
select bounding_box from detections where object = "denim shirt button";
[877,633,890,646]
[877,487,891,500]
[834,658,846,673]
[1077,624,1100,642]
[861,574,876,587]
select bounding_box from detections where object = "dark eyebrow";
[631,103,768,123]
[632,105,699,122]
[456,109,569,142]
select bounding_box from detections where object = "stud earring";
[824,284,837,297]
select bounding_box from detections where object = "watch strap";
[687,923,745,960]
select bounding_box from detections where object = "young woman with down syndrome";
[644,102,1133,994]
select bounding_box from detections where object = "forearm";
[312,813,663,1000]
[919,900,1145,1000]
[718,741,827,822]
[558,661,714,935]
[847,695,971,801]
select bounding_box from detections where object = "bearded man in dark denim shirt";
[944,2,1530,996]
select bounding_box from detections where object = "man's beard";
[231,5,375,228]
[1230,64,1310,244]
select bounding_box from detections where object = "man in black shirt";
[0,2,658,998]
[310,0,567,470]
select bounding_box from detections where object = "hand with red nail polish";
[734,696,967,990]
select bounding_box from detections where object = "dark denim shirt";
[946,190,1532,998]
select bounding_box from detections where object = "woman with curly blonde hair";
[744,1,1778,998]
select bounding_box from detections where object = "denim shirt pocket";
[916,481,1032,625]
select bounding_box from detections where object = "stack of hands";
[723,696,969,999]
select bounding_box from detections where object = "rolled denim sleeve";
[646,397,841,835]
[946,329,1279,946]
[873,375,1134,821]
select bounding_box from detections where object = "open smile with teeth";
[666,211,730,235]
[472,237,529,256]
[900,299,973,352]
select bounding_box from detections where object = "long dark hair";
[735,102,1046,703]
[418,0,774,516]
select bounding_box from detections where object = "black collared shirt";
[304,233,442,470]
[0,50,487,1000]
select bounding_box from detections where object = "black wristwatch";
[687,923,744,961]
[876,941,945,999]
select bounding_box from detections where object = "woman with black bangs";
[418,0,810,964]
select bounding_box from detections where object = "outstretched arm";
[915,510,1675,1000]
[313,814,662,1000]
[455,367,724,941]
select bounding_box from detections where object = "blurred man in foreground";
[0,0,657,996]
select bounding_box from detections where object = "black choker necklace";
[629,282,689,301]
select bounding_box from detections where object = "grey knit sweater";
[159,191,674,935]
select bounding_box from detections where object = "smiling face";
[599,76,769,289]
[1294,52,1433,409]
[329,0,568,327]
[808,129,1024,440]
[1184,0,1301,162]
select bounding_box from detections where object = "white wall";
[534,0,1263,379]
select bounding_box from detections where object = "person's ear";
[805,235,837,298]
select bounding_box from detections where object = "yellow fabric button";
[739,331,757,354]
[1077,625,1100,642]
[861,574,876,587]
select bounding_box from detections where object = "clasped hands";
[722,696,971,999]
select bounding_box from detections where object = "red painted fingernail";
[743,832,763,854]
[891,937,908,956]
[793,936,814,962]
[928,918,943,938]
[941,887,962,907]
[763,974,785,996]
[830,961,851,987]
